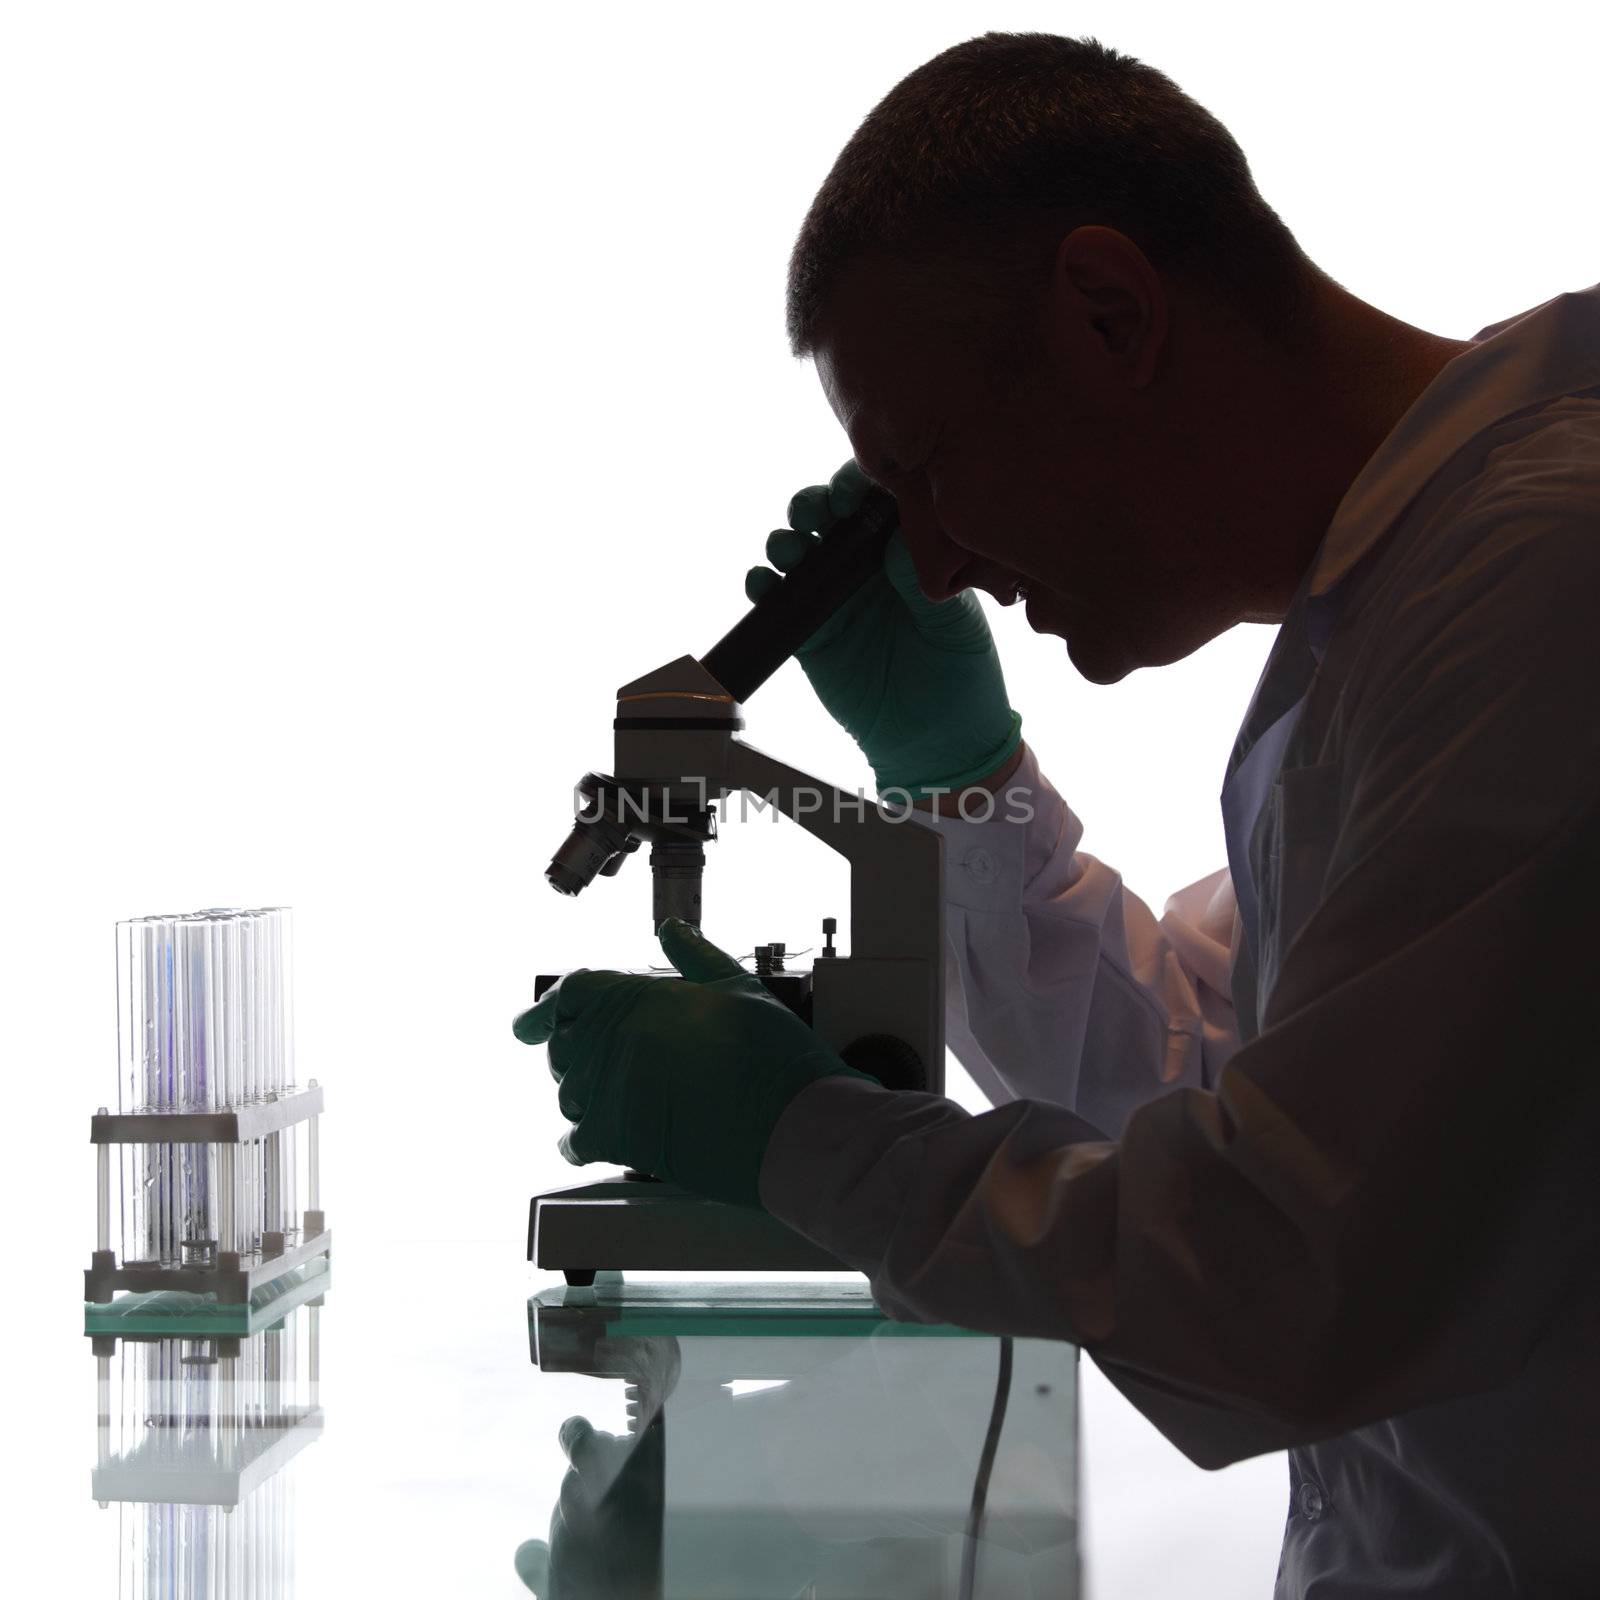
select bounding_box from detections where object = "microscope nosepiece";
[546,815,632,896]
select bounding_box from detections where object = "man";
[516,33,1600,1596]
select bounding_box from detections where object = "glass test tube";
[112,906,299,1268]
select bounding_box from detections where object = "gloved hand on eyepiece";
[747,459,1021,798]
[513,918,873,1208]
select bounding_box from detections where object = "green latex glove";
[513,918,870,1208]
[746,459,1021,797]
[515,1412,664,1598]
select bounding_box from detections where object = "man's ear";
[1052,226,1168,389]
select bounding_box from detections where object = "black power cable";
[959,1335,1015,1600]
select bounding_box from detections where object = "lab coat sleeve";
[761,482,1600,1467]
[931,743,1239,1135]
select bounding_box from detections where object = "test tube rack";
[87,907,330,1308]
[86,1084,329,1305]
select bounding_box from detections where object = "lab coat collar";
[1225,283,1600,1003]
[1308,283,1600,597]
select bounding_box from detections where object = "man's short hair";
[787,33,1313,355]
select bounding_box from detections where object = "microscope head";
[544,655,736,925]
[543,485,897,918]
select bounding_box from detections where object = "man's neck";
[1236,278,1471,622]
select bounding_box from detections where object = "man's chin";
[1063,628,1137,686]
[1027,593,1136,684]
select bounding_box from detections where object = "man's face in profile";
[814,252,1230,685]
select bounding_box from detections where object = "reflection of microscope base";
[529,1180,846,1284]
[526,1280,1081,1599]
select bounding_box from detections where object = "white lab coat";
[760,286,1600,1597]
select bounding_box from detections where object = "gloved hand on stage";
[513,918,872,1207]
[747,459,1021,797]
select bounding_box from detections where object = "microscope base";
[529,1180,848,1283]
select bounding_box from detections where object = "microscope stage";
[529,1179,848,1284]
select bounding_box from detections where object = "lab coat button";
[1297,1481,1326,1521]
[964,848,997,885]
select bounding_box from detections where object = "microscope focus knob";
[840,1033,926,1093]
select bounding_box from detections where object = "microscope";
[530,487,944,1283]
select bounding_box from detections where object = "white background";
[3,3,1596,1595]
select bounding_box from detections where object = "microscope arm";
[720,739,945,1089]
[723,741,941,964]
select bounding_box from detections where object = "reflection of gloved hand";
[514,1416,662,1600]
[747,460,1021,797]
[512,919,871,1206]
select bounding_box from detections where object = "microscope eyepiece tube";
[700,486,898,702]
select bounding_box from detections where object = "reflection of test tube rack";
[86,908,330,1307]
[89,1268,327,1598]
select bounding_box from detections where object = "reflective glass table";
[54,1245,1078,1598]
[525,1278,1078,1598]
